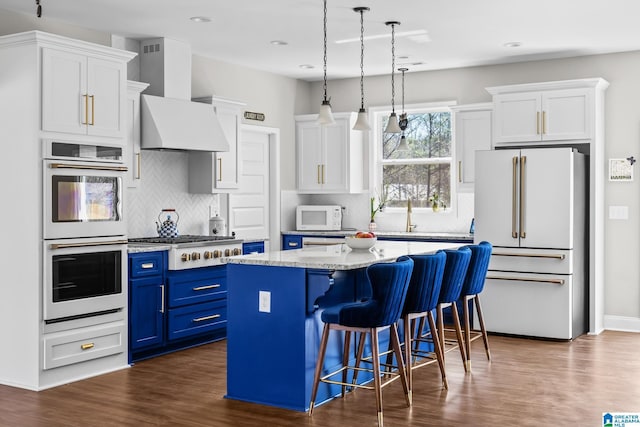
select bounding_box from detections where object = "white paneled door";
[228,126,270,242]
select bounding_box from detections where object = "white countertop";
[224,240,464,270]
[281,230,473,241]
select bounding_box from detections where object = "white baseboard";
[604,315,640,333]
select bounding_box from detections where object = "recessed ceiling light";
[270,40,288,46]
[299,64,314,69]
[190,16,211,23]
[503,41,522,48]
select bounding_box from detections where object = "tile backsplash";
[126,150,220,237]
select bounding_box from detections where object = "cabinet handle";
[493,252,565,260]
[542,111,547,134]
[458,161,462,183]
[217,158,222,181]
[141,263,154,269]
[511,156,518,239]
[193,314,221,323]
[317,165,321,184]
[82,94,89,125]
[136,153,141,179]
[80,343,94,351]
[322,164,326,184]
[487,275,565,285]
[536,111,540,134]
[519,155,526,239]
[50,239,127,249]
[193,284,221,291]
[160,285,165,313]
[288,242,299,248]
[89,95,95,125]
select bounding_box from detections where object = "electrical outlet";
[259,291,271,313]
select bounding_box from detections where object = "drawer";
[167,300,227,341]
[43,322,125,370]
[242,241,265,254]
[168,272,227,308]
[282,235,303,250]
[481,272,578,339]
[129,252,164,278]
[488,247,573,274]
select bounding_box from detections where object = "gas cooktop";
[128,235,236,245]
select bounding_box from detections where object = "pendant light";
[397,67,409,151]
[384,21,402,134]
[352,7,371,131]
[317,0,335,125]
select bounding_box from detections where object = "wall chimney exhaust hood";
[139,37,229,152]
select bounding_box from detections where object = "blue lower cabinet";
[242,241,265,254]
[282,235,302,250]
[168,300,227,341]
[129,251,227,362]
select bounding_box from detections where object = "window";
[375,104,453,209]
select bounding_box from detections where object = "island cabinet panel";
[226,264,374,411]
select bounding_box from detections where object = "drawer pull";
[288,242,299,248]
[193,284,221,291]
[80,343,95,351]
[193,314,221,323]
[141,263,155,269]
[487,275,565,285]
[493,252,565,260]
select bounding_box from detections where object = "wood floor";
[1,330,639,426]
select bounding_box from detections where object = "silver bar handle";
[493,252,565,260]
[520,155,526,239]
[512,156,518,239]
[193,314,221,323]
[50,163,128,172]
[487,275,565,285]
[49,239,127,250]
[160,285,165,314]
[193,284,221,291]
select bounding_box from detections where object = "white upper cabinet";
[42,47,127,138]
[488,79,608,146]
[452,103,492,192]
[125,81,149,188]
[188,97,246,193]
[295,113,364,193]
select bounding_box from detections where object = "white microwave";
[296,205,342,231]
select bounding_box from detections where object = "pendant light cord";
[322,0,328,103]
[390,23,396,113]
[359,8,365,110]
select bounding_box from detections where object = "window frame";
[370,101,457,213]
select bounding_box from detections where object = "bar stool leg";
[427,311,448,390]
[341,331,351,397]
[462,295,472,371]
[389,323,411,406]
[450,301,468,372]
[370,328,384,427]
[309,323,331,415]
[474,295,492,361]
[403,316,413,398]
[351,332,367,389]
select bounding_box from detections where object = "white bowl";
[345,236,377,250]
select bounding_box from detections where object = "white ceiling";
[2,0,640,81]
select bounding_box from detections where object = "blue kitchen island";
[224,240,462,412]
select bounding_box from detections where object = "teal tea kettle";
[156,209,179,238]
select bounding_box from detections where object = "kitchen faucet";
[406,198,416,232]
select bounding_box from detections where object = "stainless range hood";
[139,38,229,152]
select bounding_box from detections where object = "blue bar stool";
[459,241,493,371]
[402,251,448,397]
[308,256,414,427]
[436,247,472,373]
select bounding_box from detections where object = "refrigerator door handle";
[512,156,518,239]
[492,252,566,260]
[520,155,527,239]
[487,275,565,285]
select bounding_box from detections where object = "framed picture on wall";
[609,158,633,181]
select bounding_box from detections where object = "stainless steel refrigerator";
[474,147,587,339]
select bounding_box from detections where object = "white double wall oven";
[43,140,127,322]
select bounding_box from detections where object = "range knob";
[191,252,201,261]
[232,248,242,256]
[224,248,231,257]
[181,253,190,262]
[204,251,213,260]
[213,250,222,258]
